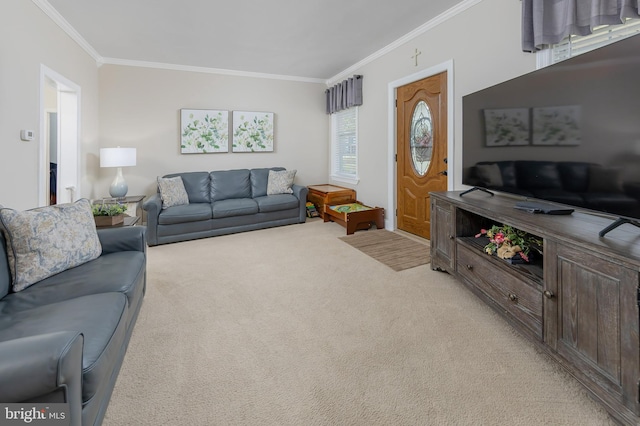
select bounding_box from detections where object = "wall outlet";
[20,130,34,141]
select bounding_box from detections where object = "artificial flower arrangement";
[475,224,543,263]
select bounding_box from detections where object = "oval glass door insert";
[410,100,433,176]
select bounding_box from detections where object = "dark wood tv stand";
[430,191,640,425]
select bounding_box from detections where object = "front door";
[396,72,448,240]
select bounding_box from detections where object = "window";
[543,19,640,66]
[331,107,358,183]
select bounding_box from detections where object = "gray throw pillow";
[267,169,297,195]
[475,164,503,187]
[158,176,190,209]
[0,199,102,292]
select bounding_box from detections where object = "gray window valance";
[325,75,363,114]
[522,0,640,52]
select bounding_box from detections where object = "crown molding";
[326,0,482,85]
[100,57,326,84]
[32,0,103,64]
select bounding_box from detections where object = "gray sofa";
[143,167,308,246]
[0,226,146,426]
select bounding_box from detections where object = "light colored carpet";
[339,229,429,271]
[104,220,614,425]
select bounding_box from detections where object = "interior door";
[396,72,448,239]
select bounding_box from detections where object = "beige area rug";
[104,220,614,426]
[339,229,429,271]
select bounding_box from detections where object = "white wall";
[327,0,537,224]
[98,65,328,197]
[0,0,99,210]
[2,0,536,215]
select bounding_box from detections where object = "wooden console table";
[430,191,640,425]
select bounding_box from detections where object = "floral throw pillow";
[0,199,102,292]
[157,176,189,209]
[267,169,297,195]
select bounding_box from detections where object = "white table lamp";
[100,147,137,198]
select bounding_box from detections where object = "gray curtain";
[522,0,640,52]
[325,75,363,114]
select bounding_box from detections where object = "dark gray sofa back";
[250,167,285,198]
[165,172,211,203]
[210,169,252,201]
[0,233,11,298]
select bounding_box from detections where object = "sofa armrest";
[98,226,147,254]
[142,194,161,246]
[292,184,309,223]
[0,332,84,425]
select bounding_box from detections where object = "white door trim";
[387,60,454,231]
[39,65,82,206]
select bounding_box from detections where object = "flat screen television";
[462,33,640,235]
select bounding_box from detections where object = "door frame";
[39,65,81,206]
[387,60,454,231]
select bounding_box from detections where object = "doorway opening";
[39,65,81,206]
[387,60,455,235]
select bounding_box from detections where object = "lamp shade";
[100,147,136,168]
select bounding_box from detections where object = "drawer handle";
[543,290,555,299]
[466,264,473,270]
[508,293,518,303]
[449,235,455,240]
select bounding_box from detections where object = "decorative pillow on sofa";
[0,199,102,292]
[158,176,189,209]
[475,164,503,187]
[267,169,297,195]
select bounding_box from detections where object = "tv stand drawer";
[457,243,542,339]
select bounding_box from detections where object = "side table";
[307,184,356,219]
[93,195,146,224]
[96,215,140,229]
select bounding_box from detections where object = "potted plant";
[475,224,543,263]
[92,203,127,227]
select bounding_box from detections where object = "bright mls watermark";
[0,404,69,426]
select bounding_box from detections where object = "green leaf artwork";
[181,109,229,153]
[232,111,274,152]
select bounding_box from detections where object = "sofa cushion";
[255,194,300,213]
[158,176,189,209]
[158,203,212,225]
[0,251,145,314]
[0,199,102,292]
[250,167,285,198]
[0,292,128,403]
[210,169,251,201]
[267,169,297,195]
[516,161,562,190]
[558,162,590,193]
[212,199,259,218]
[164,172,210,203]
[588,165,625,193]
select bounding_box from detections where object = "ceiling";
[43,0,468,82]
